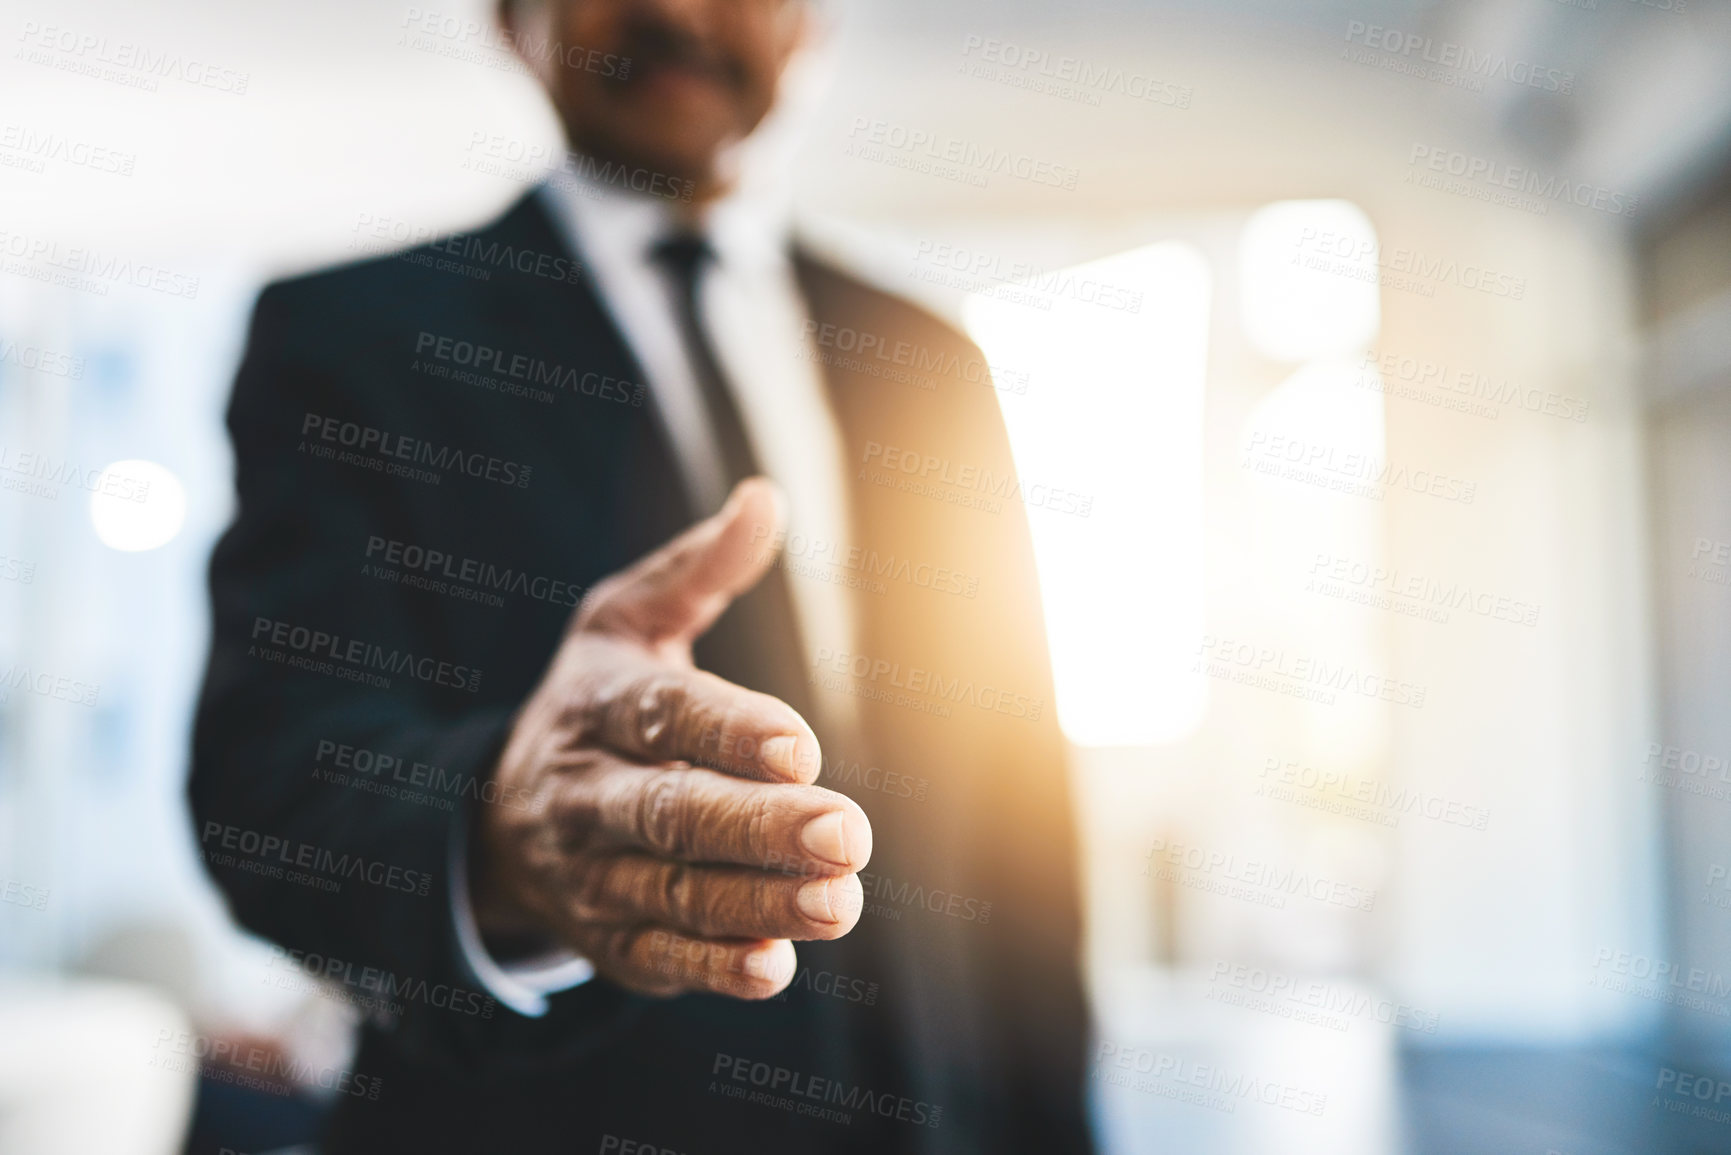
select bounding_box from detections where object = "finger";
[577,477,786,649]
[572,854,864,941]
[577,763,871,874]
[583,651,820,783]
[577,925,797,1000]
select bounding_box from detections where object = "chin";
[603,114,728,180]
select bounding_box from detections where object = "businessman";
[192,0,1091,1150]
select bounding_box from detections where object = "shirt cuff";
[449,811,594,1017]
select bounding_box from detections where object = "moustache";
[615,18,746,91]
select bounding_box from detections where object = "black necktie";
[648,230,815,721]
[650,232,760,491]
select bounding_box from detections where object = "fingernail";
[799,810,849,867]
[796,878,839,923]
[742,942,793,983]
[760,734,810,779]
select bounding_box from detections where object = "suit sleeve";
[190,281,515,1008]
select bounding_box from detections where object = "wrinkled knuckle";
[661,861,699,927]
[608,932,682,998]
[634,773,693,857]
[626,673,686,758]
[600,925,642,970]
[622,927,684,988]
[752,875,788,933]
[650,931,723,994]
[573,663,628,742]
[551,787,603,852]
[675,685,723,765]
[744,793,776,868]
[567,860,613,925]
[534,782,572,828]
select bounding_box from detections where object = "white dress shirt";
[450,153,855,1016]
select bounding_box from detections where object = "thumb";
[577,477,788,648]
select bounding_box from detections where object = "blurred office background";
[3,0,1731,1151]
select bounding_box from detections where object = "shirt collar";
[537,150,792,274]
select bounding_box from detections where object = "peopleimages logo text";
[711,1053,943,1128]
[1343,22,1574,93]
[200,820,432,897]
[300,412,532,489]
[811,646,1045,720]
[265,945,496,1019]
[364,535,584,609]
[413,332,644,406]
[250,616,484,693]
[1408,145,1637,217]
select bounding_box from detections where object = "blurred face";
[501,0,810,205]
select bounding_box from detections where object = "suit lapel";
[478,192,696,564]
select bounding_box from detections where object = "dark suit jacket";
[191,190,1092,1155]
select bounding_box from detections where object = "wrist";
[468,800,550,944]
[470,857,554,950]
